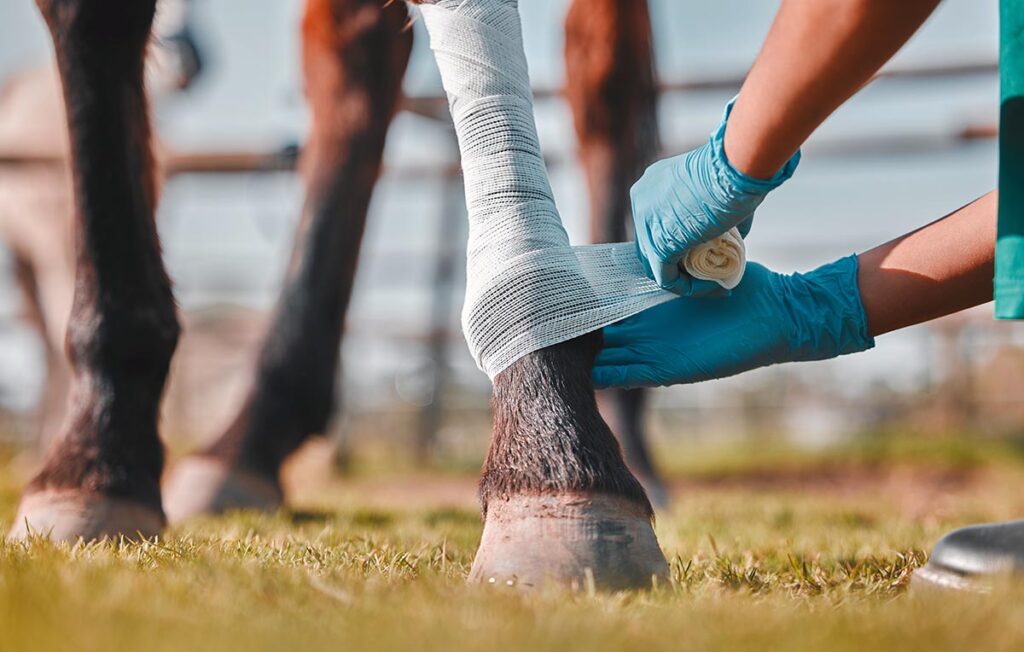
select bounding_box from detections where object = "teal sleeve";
[997,0,1024,319]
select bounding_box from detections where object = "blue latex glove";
[593,256,875,388]
[631,100,801,295]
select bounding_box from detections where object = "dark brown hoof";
[469,493,669,591]
[7,491,164,543]
[162,456,283,524]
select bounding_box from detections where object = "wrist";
[776,255,875,362]
[714,97,801,194]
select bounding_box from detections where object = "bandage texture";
[419,0,743,377]
[684,228,746,290]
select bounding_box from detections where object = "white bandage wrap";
[419,0,744,378]
[683,228,746,290]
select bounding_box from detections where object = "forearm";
[725,0,941,179]
[595,193,998,388]
[858,191,996,336]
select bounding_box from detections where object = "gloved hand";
[592,256,875,388]
[631,99,801,295]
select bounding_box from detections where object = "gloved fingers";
[591,366,624,389]
[632,211,688,290]
[600,319,638,348]
[736,215,754,239]
[633,235,684,289]
[660,272,731,297]
[683,277,732,298]
[594,343,645,367]
[592,363,662,389]
[634,238,656,280]
[654,260,685,292]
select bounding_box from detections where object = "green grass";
[4,437,1024,651]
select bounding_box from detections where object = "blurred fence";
[0,60,1021,460]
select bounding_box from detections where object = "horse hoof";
[469,493,669,591]
[163,456,282,524]
[7,491,164,543]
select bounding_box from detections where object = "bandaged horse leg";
[163,0,412,521]
[563,0,669,509]
[9,0,178,541]
[476,333,668,589]
[412,0,669,589]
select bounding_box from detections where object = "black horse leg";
[163,0,412,521]
[10,0,179,542]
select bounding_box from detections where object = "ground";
[3,435,1024,651]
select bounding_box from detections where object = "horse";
[7,0,668,589]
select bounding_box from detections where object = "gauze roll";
[683,228,746,290]
[418,0,745,378]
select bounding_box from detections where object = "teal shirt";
[997,0,1024,318]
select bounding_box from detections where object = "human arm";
[858,191,995,335]
[724,0,942,178]
[595,191,996,388]
[632,0,942,293]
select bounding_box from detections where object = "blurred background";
[0,0,1014,476]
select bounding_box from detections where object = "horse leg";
[472,333,669,589]
[564,0,670,509]
[163,0,412,522]
[596,388,669,508]
[9,0,179,542]
[0,165,75,450]
[10,245,72,451]
[406,0,667,589]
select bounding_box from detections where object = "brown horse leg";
[9,0,179,542]
[472,333,668,589]
[596,388,669,508]
[564,0,669,509]
[404,0,667,589]
[163,0,412,522]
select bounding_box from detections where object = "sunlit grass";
[3,436,1024,651]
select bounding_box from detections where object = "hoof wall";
[163,457,282,524]
[7,491,164,543]
[469,493,669,591]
